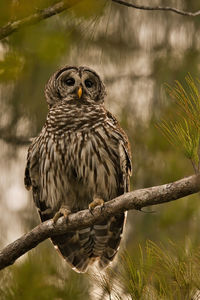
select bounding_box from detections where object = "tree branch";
[0,174,199,271]
[112,0,200,17]
[0,0,199,40]
[0,135,32,146]
[0,0,81,41]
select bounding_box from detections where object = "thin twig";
[112,0,200,17]
[0,174,199,271]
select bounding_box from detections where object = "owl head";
[45,66,106,107]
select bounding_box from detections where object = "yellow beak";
[77,87,82,99]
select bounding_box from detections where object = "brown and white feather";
[25,66,132,273]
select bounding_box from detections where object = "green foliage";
[118,247,152,299]
[95,241,200,300]
[0,245,90,300]
[157,74,200,172]
[2,238,200,300]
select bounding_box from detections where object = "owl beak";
[77,87,82,99]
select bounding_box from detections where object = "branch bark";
[0,174,199,271]
[0,0,81,40]
[112,0,200,17]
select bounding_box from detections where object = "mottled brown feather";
[25,66,132,272]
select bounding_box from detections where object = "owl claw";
[53,206,71,223]
[89,198,104,215]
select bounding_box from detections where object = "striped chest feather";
[39,126,121,211]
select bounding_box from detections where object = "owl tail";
[50,213,126,273]
[51,227,94,273]
[93,213,126,269]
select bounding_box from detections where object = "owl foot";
[53,206,71,223]
[89,198,105,215]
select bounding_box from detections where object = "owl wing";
[95,110,132,269]
[106,110,132,193]
[24,138,40,206]
[25,136,54,221]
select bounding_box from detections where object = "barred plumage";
[25,66,132,273]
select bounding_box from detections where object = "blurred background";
[1,0,200,299]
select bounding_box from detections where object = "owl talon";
[53,206,71,223]
[89,198,104,215]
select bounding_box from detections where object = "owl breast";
[39,126,120,213]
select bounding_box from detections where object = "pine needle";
[157,74,200,172]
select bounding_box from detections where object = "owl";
[24,66,132,273]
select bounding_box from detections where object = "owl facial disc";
[45,65,106,107]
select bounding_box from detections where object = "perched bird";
[25,66,132,273]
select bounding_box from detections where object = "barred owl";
[25,66,132,273]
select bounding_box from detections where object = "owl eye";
[85,79,93,88]
[65,78,75,86]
